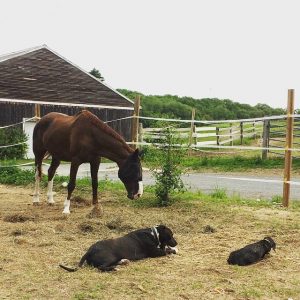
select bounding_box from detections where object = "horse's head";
[118,149,143,200]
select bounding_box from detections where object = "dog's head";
[155,224,177,248]
[263,237,276,252]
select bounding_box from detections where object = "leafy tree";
[89,68,105,81]
[148,125,186,206]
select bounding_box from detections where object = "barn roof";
[0,45,134,110]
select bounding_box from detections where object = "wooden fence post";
[230,123,233,146]
[138,123,143,143]
[189,108,196,146]
[131,95,141,149]
[216,127,220,146]
[34,104,41,119]
[282,89,295,207]
[253,122,256,139]
[240,122,243,145]
[262,120,270,160]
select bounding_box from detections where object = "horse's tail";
[59,252,89,272]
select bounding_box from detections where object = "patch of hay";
[72,196,91,207]
[4,213,35,223]
[11,229,24,236]
[78,222,94,233]
[13,237,29,245]
[106,217,134,232]
[202,225,216,234]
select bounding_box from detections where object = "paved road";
[36,163,300,200]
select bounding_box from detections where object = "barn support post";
[131,95,141,150]
[262,120,270,160]
[282,89,295,207]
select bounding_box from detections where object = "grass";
[0,183,299,300]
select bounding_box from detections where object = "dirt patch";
[0,184,299,300]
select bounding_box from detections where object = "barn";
[0,45,134,158]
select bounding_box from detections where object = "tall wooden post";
[282,89,295,207]
[262,120,270,160]
[34,104,41,119]
[131,95,141,149]
[189,108,196,146]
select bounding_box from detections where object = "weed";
[210,186,227,199]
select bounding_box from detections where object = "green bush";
[0,127,28,159]
[0,167,34,185]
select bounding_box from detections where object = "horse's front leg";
[88,157,103,217]
[63,159,81,214]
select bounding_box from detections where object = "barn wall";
[0,102,133,141]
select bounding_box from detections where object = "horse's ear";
[132,149,139,159]
[132,149,144,160]
[138,149,144,157]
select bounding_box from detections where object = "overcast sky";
[1,0,299,108]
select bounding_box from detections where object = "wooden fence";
[139,121,263,147]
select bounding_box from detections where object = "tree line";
[117,89,286,127]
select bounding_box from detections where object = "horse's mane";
[77,110,133,152]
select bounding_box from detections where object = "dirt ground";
[0,184,299,300]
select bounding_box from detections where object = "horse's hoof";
[33,202,40,206]
[87,206,103,218]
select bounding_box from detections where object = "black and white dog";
[60,224,178,272]
[227,237,276,266]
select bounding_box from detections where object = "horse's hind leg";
[63,158,81,214]
[33,155,44,205]
[47,158,60,204]
[89,157,103,217]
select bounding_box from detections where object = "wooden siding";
[0,47,133,108]
[0,102,132,141]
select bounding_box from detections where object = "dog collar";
[151,226,161,248]
[263,238,273,248]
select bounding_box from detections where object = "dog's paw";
[165,246,178,255]
[118,259,130,266]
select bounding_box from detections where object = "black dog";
[60,224,177,272]
[227,237,276,266]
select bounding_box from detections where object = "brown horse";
[32,110,143,216]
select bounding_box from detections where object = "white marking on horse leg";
[138,181,143,196]
[62,199,71,214]
[33,170,40,203]
[47,178,55,204]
